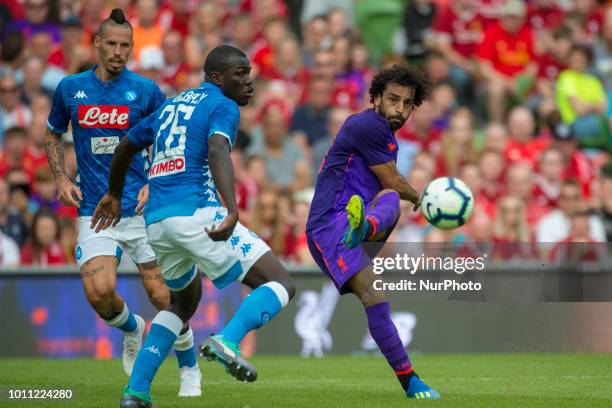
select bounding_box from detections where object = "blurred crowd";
[0,0,610,268]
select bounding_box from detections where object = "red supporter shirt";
[475,0,505,28]
[478,23,535,77]
[503,137,550,166]
[252,43,275,78]
[432,5,485,58]
[20,242,67,266]
[527,4,564,31]
[22,147,49,177]
[396,125,442,156]
[536,53,567,80]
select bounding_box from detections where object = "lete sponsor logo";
[149,156,186,179]
[78,105,129,128]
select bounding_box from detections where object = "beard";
[375,103,406,132]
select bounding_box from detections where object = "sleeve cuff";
[47,120,67,135]
[208,130,233,151]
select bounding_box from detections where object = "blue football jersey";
[128,82,240,225]
[47,65,166,217]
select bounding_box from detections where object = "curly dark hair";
[369,64,431,107]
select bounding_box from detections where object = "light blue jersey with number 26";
[128,82,240,225]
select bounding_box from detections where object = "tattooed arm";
[44,128,82,207]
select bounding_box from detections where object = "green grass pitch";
[1,354,611,407]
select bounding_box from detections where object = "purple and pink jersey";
[306,108,399,293]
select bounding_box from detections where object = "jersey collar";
[90,64,128,86]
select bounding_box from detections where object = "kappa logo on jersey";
[78,105,129,128]
[73,90,88,99]
[149,156,185,179]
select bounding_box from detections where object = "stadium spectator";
[227,13,256,55]
[0,127,27,176]
[599,166,612,242]
[556,45,608,148]
[266,36,310,98]
[567,0,605,45]
[19,56,55,105]
[505,162,549,226]
[396,100,441,175]
[423,50,451,86]
[0,73,32,140]
[459,162,495,220]
[503,106,548,166]
[492,195,536,260]
[438,108,475,176]
[293,189,316,266]
[0,32,26,75]
[184,2,223,70]
[248,99,310,190]
[250,187,296,261]
[428,81,456,131]
[28,166,60,215]
[132,0,164,64]
[4,168,32,227]
[3,0,61,44]
[20,207,66,265]
[533,26,572,117]
[482,122,508,154]
[0,230,20,267]
[48,16,91,75]
[592,8,611,91]
[156,0,191,38]
[58,216,77,265]
[477,0,536,122]
[301,15,330,67]
[23,117,49,177]
[533,147,566,209]
[311,106,351,178]
[251,16,290,79]
[159,30,189,94]
[402,0,436,61]
[550,210,608,263]
[291,76,332,148]
[430,0,483,105]
[548,113,596,197]
[536,179,606,243]
[0,176,28,247]
[478,149,506,208]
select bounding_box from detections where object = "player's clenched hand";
[135,184,149,215]
[205,211,238,241]
[91,193,121,233]
[57,176,83,207]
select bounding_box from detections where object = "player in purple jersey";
[306,65,440,400]
[44,9,201,396]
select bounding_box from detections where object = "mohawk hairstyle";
[97,8,132,36]
[369,64,431,107]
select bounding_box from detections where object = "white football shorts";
[145,207,271,291]
[76,215,156,267]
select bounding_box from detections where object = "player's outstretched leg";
[200,252,295,382]
[80,255,145,377]
[346,267,440,400]
[138,261,201,397]
[120,269,202,408]
[343,189,400,248]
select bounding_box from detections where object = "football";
[421,177,474,230]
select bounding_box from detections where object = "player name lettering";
[149,156,185,179]
[78,105,129,128]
